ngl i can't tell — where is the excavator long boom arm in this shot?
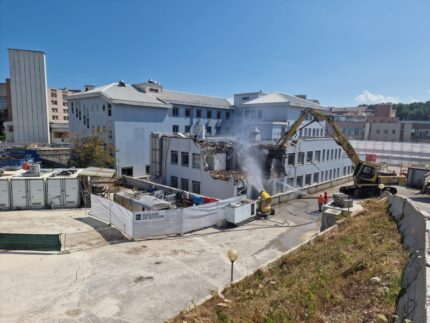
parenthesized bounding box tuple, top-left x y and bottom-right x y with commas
(275, 108, 362, 167)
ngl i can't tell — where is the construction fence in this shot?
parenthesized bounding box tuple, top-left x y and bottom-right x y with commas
(90, 194, 245, 239)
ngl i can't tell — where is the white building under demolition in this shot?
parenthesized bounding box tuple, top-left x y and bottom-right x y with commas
(68, 80, 356, 197)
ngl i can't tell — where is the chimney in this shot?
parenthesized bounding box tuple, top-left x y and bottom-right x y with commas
(84, 85, 95, 92)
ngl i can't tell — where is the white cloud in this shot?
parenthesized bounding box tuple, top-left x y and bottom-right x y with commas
(354, 90, 399, 104)
(408, 96, 418, 103)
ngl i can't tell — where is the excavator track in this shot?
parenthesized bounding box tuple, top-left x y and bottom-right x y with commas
(340, 185, 397, 198)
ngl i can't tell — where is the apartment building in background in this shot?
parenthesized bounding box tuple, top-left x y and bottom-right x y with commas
(0, 79, 12, 135)
(8, 49, 50, 144)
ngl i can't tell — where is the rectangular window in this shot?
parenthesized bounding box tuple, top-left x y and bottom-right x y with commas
(305, 174, 312, 186)
(343, 166, 347, 176)
(306, 151, 313, 163)
(63, 116, 68, 120)
(376, 129, 380, 134)
(338, 149, 342, 159)
(322, 149, 325, 161)
(287, 178, 294, 187)
(185, 108, 191, 117)
(102, 104, 105, 111)
(226, 111, 230, 119)
(331, 149, 334, 160)
(384, 129, 388, 134)
(244, 110, 250, 118)
(181, 152, 189, 167)
(312, 128, 316, 137)
(185, 125, 191, 133)
(192, 153, 200, 169)
(171, 151, 178, 164)
(196, 109, 202, 118)
(325, 170, 328, 181)
(329, 169, 333, 179)
(206, 126, 212, 134)
(192, 181, 201, 194)
(337, 168, 340, 177)
(107, 104, 112, 116)
(392, 129, 396, 134)
(171, 176, 178, 188)
(313, 172, 319, 183)
(296, 176, 303, 187)
(172, 106, 179, 117)
(315, 150, 321, 163)
(216, 111, 221, 119)
(172, 125, 179, 132)
(298, 152, 305, 165)
(257, 110, 263, 119)
(181, 178, 189, 191)
(287, 153, 295, 166)
(207, 110, 212, 119)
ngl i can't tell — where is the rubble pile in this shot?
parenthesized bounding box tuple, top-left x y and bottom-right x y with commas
(209, 170, 246, 181)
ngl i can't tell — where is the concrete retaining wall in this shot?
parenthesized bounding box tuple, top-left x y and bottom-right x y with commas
(387, 195, 428, 323)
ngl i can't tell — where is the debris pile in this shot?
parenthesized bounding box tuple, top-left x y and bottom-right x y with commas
(209, 170, 246, 181)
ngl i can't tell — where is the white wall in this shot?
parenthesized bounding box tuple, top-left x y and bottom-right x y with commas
(9, 49, 50, 144)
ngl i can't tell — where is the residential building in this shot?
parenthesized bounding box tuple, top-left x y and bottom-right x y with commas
(0, 79, 11, 135)
(48, 88, 79, 123)
(8, 49, 50, 144)
(67, 80, 232, 176)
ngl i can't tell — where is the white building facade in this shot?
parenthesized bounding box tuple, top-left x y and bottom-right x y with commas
(67, 81, 232, 177)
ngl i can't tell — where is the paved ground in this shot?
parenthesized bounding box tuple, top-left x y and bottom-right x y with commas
(0, 185, 355, 323)
(396, 186, 430, 214)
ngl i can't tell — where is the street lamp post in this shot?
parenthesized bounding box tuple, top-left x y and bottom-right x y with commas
(227, 249, 238, 283)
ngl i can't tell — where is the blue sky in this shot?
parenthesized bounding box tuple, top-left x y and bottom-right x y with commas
(1, 0, 429, 106)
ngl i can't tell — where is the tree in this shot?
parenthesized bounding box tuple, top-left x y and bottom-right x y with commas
(68, 130, 115, 168)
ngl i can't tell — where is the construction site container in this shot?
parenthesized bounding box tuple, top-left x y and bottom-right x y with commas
(114, 191, 172, 212)
(11, 178, 45, 209)
(408, 167, 430, 188)
(225, 200, 257, 225)
(46, 178, 80, 208)
(0, 179, 11, 210)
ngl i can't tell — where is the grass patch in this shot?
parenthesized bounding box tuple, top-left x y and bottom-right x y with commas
(169, 199, 408, 323)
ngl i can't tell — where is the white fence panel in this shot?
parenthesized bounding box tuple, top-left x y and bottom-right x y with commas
(133, 209, 182, 238)
(91, 194, 134, 238)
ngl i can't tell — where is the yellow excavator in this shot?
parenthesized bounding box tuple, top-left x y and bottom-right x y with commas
(265, 108, 400, 198)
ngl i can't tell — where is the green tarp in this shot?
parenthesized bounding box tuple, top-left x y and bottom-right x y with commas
(0, 233, 61, 251)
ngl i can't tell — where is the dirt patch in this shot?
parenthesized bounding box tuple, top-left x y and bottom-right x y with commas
(65, 308, 81, 317)
(126, 245, 147, 255)
(169, 199, 408, 322)
(134, 276, 154, 283)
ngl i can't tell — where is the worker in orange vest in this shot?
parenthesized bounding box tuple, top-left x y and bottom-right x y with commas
(323, 192, 329, 205)
(317, 194, 324, 212)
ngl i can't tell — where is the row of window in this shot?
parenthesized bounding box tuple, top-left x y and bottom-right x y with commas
(171, 151, 200, 169)
(287, 148, 343, 166)
(70, 102, 112, 129)
(298, 127, 324, 137)
(244, 109, 263, 120)
(375, 129, 397, 135)
(51, 108, 68, 113)
(172, 125, 213, 134)
(286, 165, 354, 189)
(172, 106, 230, 120)
(170, 176, 201, 194)
(52, 115, 68, 121)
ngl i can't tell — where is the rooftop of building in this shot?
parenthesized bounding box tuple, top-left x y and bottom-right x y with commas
(8, 48, 46, 54)
(68, 81, 232, 109)
(242, 92, 323, 109)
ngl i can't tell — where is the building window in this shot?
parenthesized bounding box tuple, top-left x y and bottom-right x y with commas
(52, 115, 58, 120)
(206, 126, 212, 135)
(63, 116, 68, 120)
(322, 149, 325, 161)
(102, 104, 105, 111)
(287, 153, 295, 166)
(181, 178, 189, 191)
(312, 128, 316, 137)
(181, 152, 189, 167)
(338, 149, 342, 159)
(196, 109, 202, 118)
(52, 108, 58, 112)
(337, 168, 340, 177)
(171, 176, 178, 188)
(343, 166, 347, 176)
(226, 112, 230, 119)
(185, 125, 191, 133)
(257, 110, 263, 119)
(315, 150, 321, 163)
(207, 110, 212, 119)
(216, 111, 221, 119)
(330, 149, 334, 160)
(329, 169, 333, 179)
(185, 108, 191, 117)
(384, 129, 388, 134)
(71, 106, 74, 114)
(121, 167, 133, 176)
(298, 152, 305, 165)
(306, 151, 313, 163)
(107, 104, 112, 116)
(192, 153, 200, 169)
(172, 107, 179, 117)
(172, 125, 179, 132)
(171, 151, 178, 164)
(320, 171, 324, 182)
(51, 100, 58, 105)
(63, 109, 68, 113)
(313, 172, 319, 183)
(305, 174, 312, 186)
(392, 129, 396, 134)
(192, 181, 200, 194)
(287, 178, 294, 187)
(376, 129, 380, 134)
(296, 176, 303, 187)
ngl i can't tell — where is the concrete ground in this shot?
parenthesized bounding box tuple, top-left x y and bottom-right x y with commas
(0, 184, 356, 323)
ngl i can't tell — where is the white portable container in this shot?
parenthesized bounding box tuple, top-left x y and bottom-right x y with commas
(225, 200, 257, 225)
(46, 178, 80, 208)
(11, 178, 45, 209)
(0, 179, 10, 210)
